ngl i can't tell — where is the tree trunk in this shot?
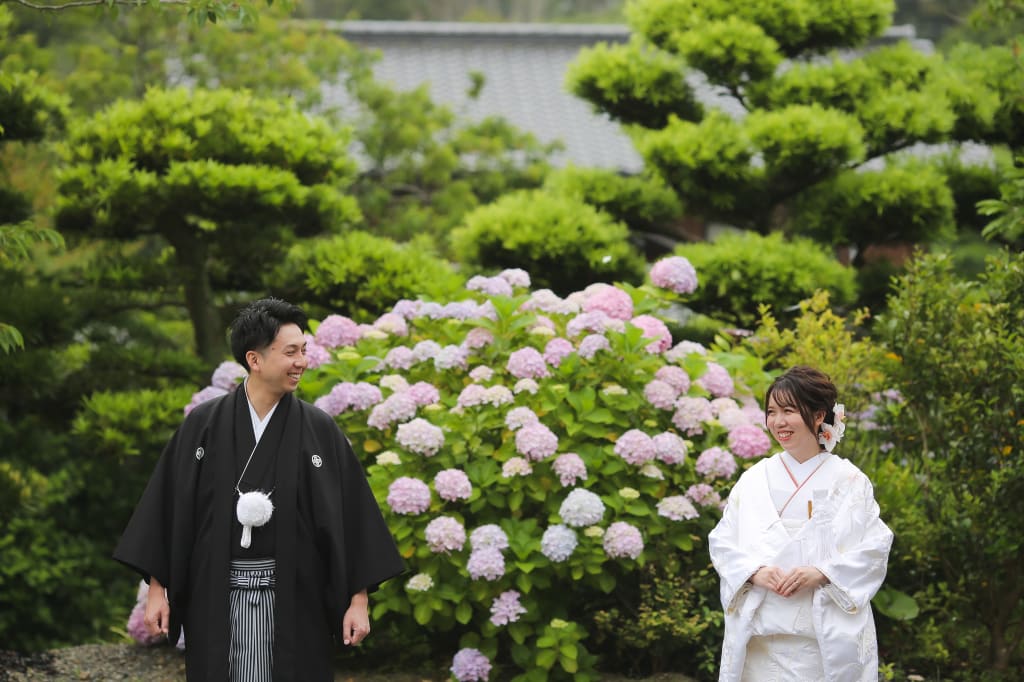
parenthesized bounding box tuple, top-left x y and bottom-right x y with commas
(166, 228, 223, 366)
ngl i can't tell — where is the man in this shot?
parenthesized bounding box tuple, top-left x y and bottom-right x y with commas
(115, 298, 404, 681)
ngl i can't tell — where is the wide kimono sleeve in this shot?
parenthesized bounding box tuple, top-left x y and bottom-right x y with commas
(813, 467, 894, 614)
(708, 468, 768, 613)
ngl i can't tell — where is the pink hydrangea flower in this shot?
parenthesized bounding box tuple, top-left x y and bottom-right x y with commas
(490, 590, 527, 626)
(467, 547, 505, 581)
(672, 396, 714, 436)
(314, 382, 383, 417)
(583, 284, 634, 320)
(412, 340, 442, 362)
(390, 299, 420, 318)
(515, 422, 559, 461)
(507, 347, 550, 379)
(499, 268, 531, 288)
(434, 469, 473, 501)
(406, 381, 441, 407)
(655, 365, 690, 393)
(578, 334, 610, 359)
(552, 453, 588, 487)
(649, 256, 698, 294)
(657, 495, 699, 521)
(387, 477, 431, 515)
(513, 378, 539, 395)
(614, 429, 656, 465)
(384, 346, 415, 370)
(367, 393, 418, 430)
(652, 432, 688, 465)
(697, 362, 734, 398)
(540, 524, 578, 562)
(482, 385, 514, 407)
(501, 457, 533, 477)
(603, 521, 644, 559)
(630, 315, 672, 353)
(467, 274, 514, 297)
(457, 384, 488, 408)
(315, 315, 361, 348)
(505, 407, 539, 430)
(470, 524, 509, 551)
(567, 310, 625, 337)
(451, 648, 492, 682)
(559, 488, 605, 527)
(211, 361, 247, 391)
(523, 289, 579, 315)
(710, 397, 740, 416)
(543, 338, 574, 367)
(303, 335, 331, 370)
(469, 366, 494, 383)
(695, 446, 738, 479)
(373, 312, 408, 337)
(728, 423, 772, 459)
(462, 327, 495, 350)
(686, 483, 723, 507)
(424, 515, 466, 553)
(184, 385, 228, 416)
(643, 379, 678, 410)
(396, 418, 445, 456)
(664, 340, 707, 362)
(434, 344, 469, 371)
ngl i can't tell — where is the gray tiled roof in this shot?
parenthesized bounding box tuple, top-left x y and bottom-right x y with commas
(325, 20, 645, 173)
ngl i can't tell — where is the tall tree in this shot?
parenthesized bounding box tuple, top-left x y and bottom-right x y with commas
(56, 87, 360, 363)
(566, 0, 1003, 261)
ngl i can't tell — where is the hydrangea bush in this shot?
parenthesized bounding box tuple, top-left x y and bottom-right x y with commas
(179, 258, 774, 680)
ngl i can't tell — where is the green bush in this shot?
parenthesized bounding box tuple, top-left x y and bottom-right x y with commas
(269, 231, 465, 322)
(449, 190, 646, 296)
(542, 166, 683, 233)
(675, 231, 858, 328)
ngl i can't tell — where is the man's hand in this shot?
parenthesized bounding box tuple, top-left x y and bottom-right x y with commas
(144, 576, 170, 638)
(778, 566, 828, 597)
(342, 590, 370, 646)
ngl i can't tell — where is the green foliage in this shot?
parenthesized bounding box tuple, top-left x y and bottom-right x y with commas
(542, 165, 683, 233)
(979, 157, 1024, 245)
(449, 190, 646, 295)
(270, 231, 465, 321)
(566, 40, 702, 129)
(670, 16, 781, 89)
(746, 104, 865, 185)
(878, 250, 1024, 675)
(792, 159, 956, 250)
(675, 232, 858, 329)
(0, 70, 67, 141)
(56, 86, 360, 362)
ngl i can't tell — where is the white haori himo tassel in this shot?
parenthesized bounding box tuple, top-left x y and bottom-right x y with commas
(236, 491, 274, 548)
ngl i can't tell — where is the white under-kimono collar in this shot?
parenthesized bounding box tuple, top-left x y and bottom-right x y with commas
(244, 381, 280, 444)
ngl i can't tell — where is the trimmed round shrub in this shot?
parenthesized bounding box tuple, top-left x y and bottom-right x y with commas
(543, 166, 683, 233)
(269, 231, 465, 321)
(449, 190, 646, 296)
(675, 230, 858, 328)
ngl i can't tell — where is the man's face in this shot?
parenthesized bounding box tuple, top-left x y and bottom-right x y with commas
(249, 323, 307, 396)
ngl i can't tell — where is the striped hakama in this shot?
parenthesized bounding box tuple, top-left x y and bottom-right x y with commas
(229, 558, 276, 682)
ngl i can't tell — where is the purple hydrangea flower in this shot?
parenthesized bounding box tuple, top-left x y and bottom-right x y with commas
(499, 268, 531, 288)
(523, 289, 579, 315)
(567, 310, 624, 337)
(614, 429, 657, 466)
(505, 407, 539, 430)
(657, 495, 699, 521)
(559, 488, 605, 527)
(643, 379, 678, 410)
(696, 362, 734, 398)
(434, 469, 472, 501)
(211, 361, 247, 391)
(406, 381, 441, 406)
(386, 477, 431, 515)
(424, 515, 467, 553)
(552, 453, 587, 487)
(434, 344, 469, 371)
(695, 446, 738, 479)
(728, 423, 772, 459)
(470, 524, 509, 552)
(315, 315, 361, 348)
(451, 648, 492, 682)
(672, 396, 714, 436)
(384, 346, 415, 370)
(467, 275, 514, 297)
(582, 284, 634, 320)
(303, 335, 331, 370)
(441, 300, 484, 320)
(467, 547, 505, 581)
(543, 338, 574, 367)
(373, 312, 408, 337)
(686, 483, 723, 507)
(603, 521, 644, 559)
(414, 302, 444, 319)
(367, 393, 418, 430)
(540, 524, 578, 562)
(462, 327, 495, 350)
(654, 365, 690, 393)
(664, 340, 707, 362)
(489, 590, 527, 626)
(649, 256, 698, 294)
(390, 299, 421, 319)
(630, 315, 672, 353)
(457, 384, 487, 408)
(652, 432, 688, 465)
(184, 385, 228, 416)
(577, 333, 610, 359)
(507, 347, 550, 379)
(515, 422, 559, 461)
(396, 418, 445, 456)
(412, 340, 442, 362)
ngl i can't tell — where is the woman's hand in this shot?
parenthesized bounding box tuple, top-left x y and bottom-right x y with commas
(778, 566, 828, 597)
(749, 566, 786, 593)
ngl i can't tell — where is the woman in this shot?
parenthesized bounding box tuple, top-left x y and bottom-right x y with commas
(709, 366, 893, 681)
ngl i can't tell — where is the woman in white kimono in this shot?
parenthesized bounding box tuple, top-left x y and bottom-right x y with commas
(709, 366, 893, 682)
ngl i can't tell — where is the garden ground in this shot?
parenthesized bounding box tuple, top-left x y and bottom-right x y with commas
(0, 644, 699, 681)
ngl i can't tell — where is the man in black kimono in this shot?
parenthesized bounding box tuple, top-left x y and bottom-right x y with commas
(114, 298, 404, 681)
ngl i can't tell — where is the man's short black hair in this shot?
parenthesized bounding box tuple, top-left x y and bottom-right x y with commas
(230, 298, 308, 371)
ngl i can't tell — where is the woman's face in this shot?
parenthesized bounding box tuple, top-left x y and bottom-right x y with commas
(766, 393, 824, 460)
